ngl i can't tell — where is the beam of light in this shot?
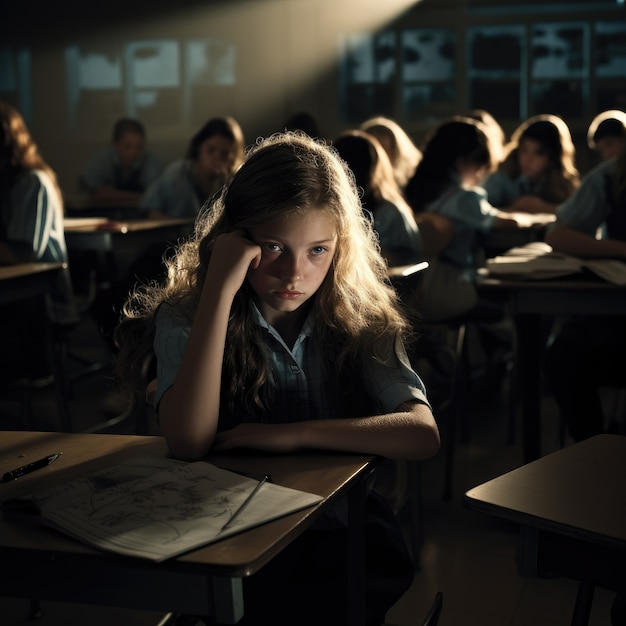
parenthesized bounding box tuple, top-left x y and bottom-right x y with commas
(60, 1, 421, 139)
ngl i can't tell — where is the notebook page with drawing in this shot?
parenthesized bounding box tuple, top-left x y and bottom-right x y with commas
(1, 458, 323, 562)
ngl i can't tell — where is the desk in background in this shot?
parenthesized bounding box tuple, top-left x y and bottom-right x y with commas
(479, 213, 555, 258)
(64, 217, 194, 287)
(464, 434, 626, 626)
(478, 274, 626, 462)
(0, 431, 377, 625)
(64, 195, 144, 220)
(0, 263, 70, 430)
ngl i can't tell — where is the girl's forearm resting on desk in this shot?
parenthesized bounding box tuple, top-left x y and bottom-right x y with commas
(546, 223, 626, 259)
(212, 401, 440, 461)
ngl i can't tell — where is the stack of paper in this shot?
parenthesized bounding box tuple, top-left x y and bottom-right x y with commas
(486, 242, 626, 285)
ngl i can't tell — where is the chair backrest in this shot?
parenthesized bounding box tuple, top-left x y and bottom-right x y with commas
(415, 212, 455, 262)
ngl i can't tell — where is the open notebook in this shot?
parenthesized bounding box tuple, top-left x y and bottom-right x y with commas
(1, 456, 323, 562)
(485, 242, 626, 285)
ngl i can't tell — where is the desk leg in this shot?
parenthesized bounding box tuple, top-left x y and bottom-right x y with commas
(515, 314, 543, 462)
(212, 576, 243, 624)
(571, 581, 594, 626)
(348, 480, 366, 626)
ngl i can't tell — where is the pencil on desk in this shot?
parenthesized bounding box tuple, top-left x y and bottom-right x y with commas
(220, 474, 271, 531)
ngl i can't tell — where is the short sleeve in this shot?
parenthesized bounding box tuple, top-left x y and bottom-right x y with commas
(554, 160, 614, 236)
(153, 303, 192, 409)
(361, 337, 431, 414)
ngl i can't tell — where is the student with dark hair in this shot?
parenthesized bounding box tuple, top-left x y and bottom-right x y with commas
(140, 116, 245, 219)
(405, 116, 520, 322)
(587, 109, 626, 163)
(483, 114, 579, 214)
(81, 117, 162, 201)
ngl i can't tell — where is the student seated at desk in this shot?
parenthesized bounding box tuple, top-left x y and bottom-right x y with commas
(545, 133, 626, 443)
(483, 114, 579, 215)
(0, 102, 78, 376)
(140, 116, 245, 219)
(405, 115, 520, 323)
(587, 109, 626, 164)
(333, 129, 423, 266)
(81, 117, 162, 202)
(360, 115, 422, 193)
(115, 132, 440, 626)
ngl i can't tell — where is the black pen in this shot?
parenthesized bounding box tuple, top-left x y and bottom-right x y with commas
(220, 474, 270, 531)
(2, 453, 63, 483)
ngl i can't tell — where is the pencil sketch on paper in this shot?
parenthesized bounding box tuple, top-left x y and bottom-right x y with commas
(37, 460, 323, 562)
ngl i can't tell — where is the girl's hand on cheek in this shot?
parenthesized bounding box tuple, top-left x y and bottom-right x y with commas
(212, 423, 302, 453)
(208, 230, 262, 295)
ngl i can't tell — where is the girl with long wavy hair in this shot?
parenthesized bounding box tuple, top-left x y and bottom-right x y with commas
(484, 113, 580, 214)
(114, 131, 439, 626)
(0, 101, 76, 326)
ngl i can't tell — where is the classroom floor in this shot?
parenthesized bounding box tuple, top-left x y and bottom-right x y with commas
(0, 314, 619, 626)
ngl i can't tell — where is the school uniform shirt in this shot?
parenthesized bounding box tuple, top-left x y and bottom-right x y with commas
(139, 159, 210, 219)
(369, 198, 423, 265)
(483, 170, 547, 208)
(153, 301, 430, 419)
(425, 178, 499, 273)
(1, 169, 78, 325)
(82, 145, 162, 193)
(553, 158, 617, 237)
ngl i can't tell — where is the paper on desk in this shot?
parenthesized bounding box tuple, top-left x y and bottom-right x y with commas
(485, 242, 626, 285)
(6, 459, 323, 562)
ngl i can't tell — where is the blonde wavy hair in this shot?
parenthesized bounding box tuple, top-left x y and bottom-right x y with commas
(361, 115, 422, 190)
(115, 131, 411, 416)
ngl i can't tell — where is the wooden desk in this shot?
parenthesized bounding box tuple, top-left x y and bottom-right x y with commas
(64, 217, 194, 281)
(0, 431, 377, 625)
(0, 263, 70, 431)
(464, 434, 626, 626)
(0, 262, 64, 306)
(478, 274, 626, 462)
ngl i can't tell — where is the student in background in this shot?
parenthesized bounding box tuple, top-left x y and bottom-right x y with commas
(587, 109, 626, 163)
(333, 129, 423, 266)
(115, 132, 439, 626)
(360, 115, 422, 193)
(545, 130, 626, 442)
(405, 115, 518, 311)
(0, 102, 77, 375)
(483, 114, 579, 214)
(140, 116, 245, 219)
(81, 117, 162, 202)
(93, 118, 245, 350)
(466, 108, 506, 165)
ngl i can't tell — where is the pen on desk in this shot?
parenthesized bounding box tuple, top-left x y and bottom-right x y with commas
(220, 474, 271, 531)
(2, 453, 63, 483)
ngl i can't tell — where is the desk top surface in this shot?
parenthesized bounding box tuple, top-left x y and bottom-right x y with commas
(464, 434, 626, 550)
(0, 431, 376, 576)
(0, 262, 64, 282)
(64, 217, 194, 233)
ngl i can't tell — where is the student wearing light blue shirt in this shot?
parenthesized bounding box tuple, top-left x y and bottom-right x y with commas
(139, 116, 245, 219)
(483, 114, 579, 214)
(81, 118, 162, 202)
(545, 147, 626, 445)
(115, 132, 439, 626)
